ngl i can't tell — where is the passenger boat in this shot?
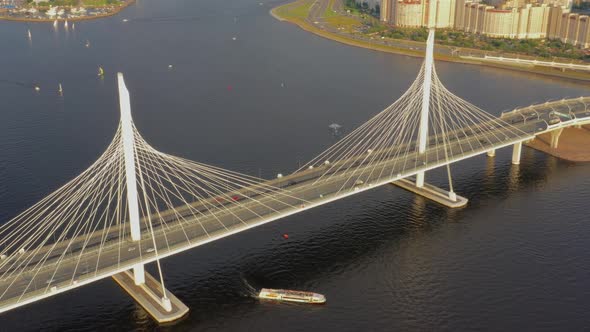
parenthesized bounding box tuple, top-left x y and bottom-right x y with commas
(258, 288, 326, 304)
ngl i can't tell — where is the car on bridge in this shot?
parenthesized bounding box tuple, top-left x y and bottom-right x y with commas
(548, 116, 561, 125)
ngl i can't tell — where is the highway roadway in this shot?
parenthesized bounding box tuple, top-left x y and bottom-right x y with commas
(0, 97, 589, 314)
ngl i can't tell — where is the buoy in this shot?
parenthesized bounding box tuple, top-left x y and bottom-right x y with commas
(282, 233, 289, 239)
(168, 64, 173, 69)
(232, 36, 237, 41)
(34, 85, 40, 92)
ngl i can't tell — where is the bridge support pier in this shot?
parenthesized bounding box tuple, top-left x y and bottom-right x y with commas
(415, 171, 425, 188)
(133, 263, 146, 285)
(392, 177, 468, 208)
(512, 142, 522, 165)
(487, 149, 496, 157)
(113, 270, 189, 323)
(550, 128, 564, 149)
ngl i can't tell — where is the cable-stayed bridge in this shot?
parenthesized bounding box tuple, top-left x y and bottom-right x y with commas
(1, 29, 589, 322)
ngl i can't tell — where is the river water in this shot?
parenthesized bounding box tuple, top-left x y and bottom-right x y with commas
(0, 0, 589, 330)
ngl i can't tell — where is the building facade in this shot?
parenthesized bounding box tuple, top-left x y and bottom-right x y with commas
(380, 0, 589, 48)
(455, 2, 550, 39)
(381, 0, 457, 27)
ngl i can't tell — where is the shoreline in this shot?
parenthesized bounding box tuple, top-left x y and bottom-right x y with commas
(0, 0, 135, 23)
(270, 3, 590, 83)
(525, 126, 590, 162)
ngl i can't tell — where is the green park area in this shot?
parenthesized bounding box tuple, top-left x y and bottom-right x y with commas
(273, 0, 314, 22)
(381, 28, 590, 61)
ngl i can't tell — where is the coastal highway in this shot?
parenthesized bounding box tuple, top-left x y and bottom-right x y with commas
(0, 97, 589, 314)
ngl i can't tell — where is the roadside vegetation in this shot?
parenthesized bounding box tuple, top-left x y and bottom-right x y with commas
(343, 0, 379, 18)
(377, 27, 590, 61)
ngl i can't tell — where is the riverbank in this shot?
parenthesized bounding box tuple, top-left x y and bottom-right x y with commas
(271, 0, 590, 83)
(0, 0, 134, 23)
(526, 126, 590, 162)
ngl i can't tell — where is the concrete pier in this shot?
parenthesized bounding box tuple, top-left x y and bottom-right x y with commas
(512, 142, 522, 165)
(113, 270, 189, 323)
(392, 178, 468, 208)
(550, 128, 564, 149)
(487, 149, 496, 157)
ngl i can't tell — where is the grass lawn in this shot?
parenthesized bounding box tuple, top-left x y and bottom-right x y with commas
(275, 0, 314, 21)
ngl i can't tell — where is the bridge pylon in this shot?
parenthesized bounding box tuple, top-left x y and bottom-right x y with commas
(415, 28, 435, 188)
(117, 73, 145, 286)
(403, 29, 467, 208)
(114, 73, 188, 322)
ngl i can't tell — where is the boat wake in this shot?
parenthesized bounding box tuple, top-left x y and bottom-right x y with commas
(239, 274, 259, 298)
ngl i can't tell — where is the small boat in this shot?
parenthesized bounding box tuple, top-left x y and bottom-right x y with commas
(258, 288, 326, 304)
(58, 83, 63, 95)
(98, 66, 104, 77)
(85, 40, 90, 48)
(122, 18, 128, 22)
(34, 85, 40, 92)
(47, 6, 57, 17)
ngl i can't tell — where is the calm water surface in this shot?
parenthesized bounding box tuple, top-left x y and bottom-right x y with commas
(1, 0, 589, 330)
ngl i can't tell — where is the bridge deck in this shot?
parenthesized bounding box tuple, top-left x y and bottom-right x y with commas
(0, 97, 588, 314)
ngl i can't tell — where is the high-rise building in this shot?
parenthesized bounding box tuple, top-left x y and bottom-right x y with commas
(394, 0, 424, 26)
(552, 12, 590, 47)
(379, 0, 589, 48)
(382, 0, 394, 21)
(457, 2, 550, 38)
(381, 0, 457, 27)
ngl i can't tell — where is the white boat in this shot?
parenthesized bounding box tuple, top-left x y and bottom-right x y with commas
(85, 40, 90, 48)
(258, 288, 326, 304)
(46, 6, 57, 17)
